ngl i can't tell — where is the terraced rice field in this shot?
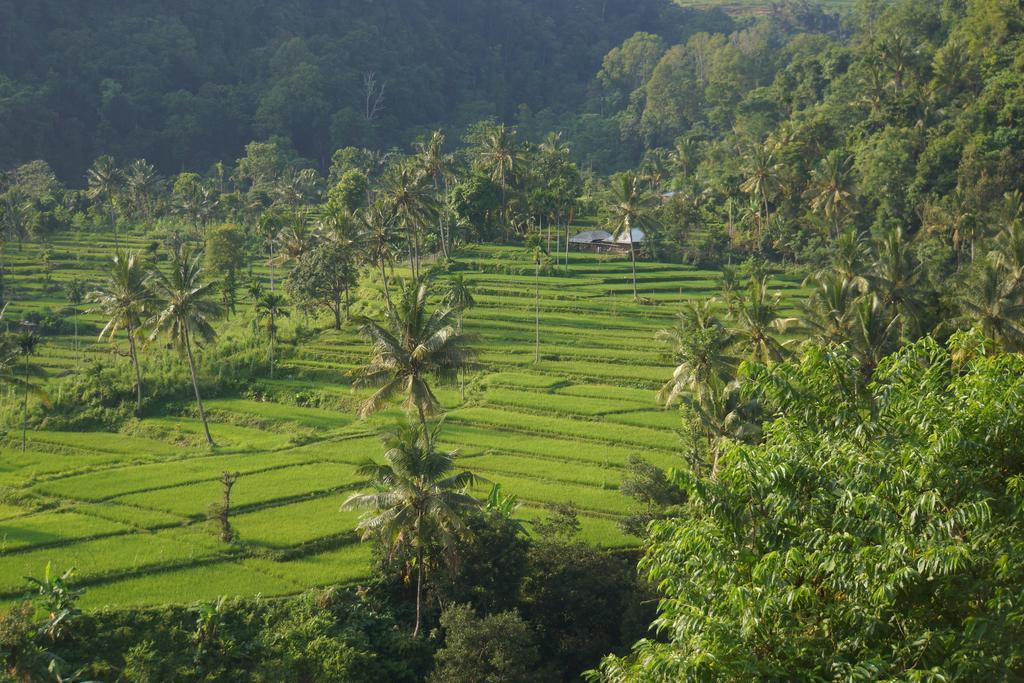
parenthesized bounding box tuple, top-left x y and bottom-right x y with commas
(0, 230, 806, 608)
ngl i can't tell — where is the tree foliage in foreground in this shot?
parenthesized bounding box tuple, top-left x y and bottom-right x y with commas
(593, 333, 1024, 681)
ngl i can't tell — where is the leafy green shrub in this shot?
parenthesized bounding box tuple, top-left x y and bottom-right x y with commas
(34, 333, 278, 431)
(429, 604, 551, 683)
(23, 307, 96, 337)
(594, 337, 1024, 680)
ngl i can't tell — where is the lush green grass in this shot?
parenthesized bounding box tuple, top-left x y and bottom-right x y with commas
(0, 236, 803, 606)
(77, 560, 303, 609)
(230, 495, 363, 548)
(450, 407, 675, 451)
(0, 511, 129, 552)
(0, 528, 224, 595)
(114, 462, 363, 518)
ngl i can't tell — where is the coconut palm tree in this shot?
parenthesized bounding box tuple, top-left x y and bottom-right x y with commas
(730, 275, 798, 363)
(718, 264, 742, 314)
(349, 279, 475, 435)
(441, 274, 476, 316)
(605, 174, 658, 300)
(681, 375, 760, 479)
(953, 256, 1024, 352)
(122, 159, 161, 222)
(641, 148, 669, 194)
(61, 278, 87, 357)
(257, 207, 285, 291)
(272, 168, 322, 208)
(806, 150, 856, 237)
(992, 220, 1024, 283)
(254, 292, 289, 378)
(869, 227, 923, 339)
(477, 124, 516, 225)
(849, 293, 901, 376)
(381, 161, 435, 279)
(656, 300, 738, 407)
(358, 202, 402, 316)
(414, 131, 456, 260)
(801, 270, 864, 347)
(442, 274, 475, 400)
(88, 251, 152, 415)
(669, 136, 699, 179)
(829, 228, 871, 286)
(272, 211, 316, 268)
(921, 187, 976, 266)
(878, 31, 918, 93)
(342, 420, 480, 637)
(148, 247, 222, 447)
(739, 145, 783, 241)
(14, 331, 46, 452)
(523, 230, 551, 362)
(86, 155, 122, 243)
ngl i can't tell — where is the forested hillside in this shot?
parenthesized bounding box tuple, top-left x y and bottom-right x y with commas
(0, 0, 705, 178)
(2, 1, 1024, 681)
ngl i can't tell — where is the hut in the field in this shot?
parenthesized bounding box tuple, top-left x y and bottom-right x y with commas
(568, 229, 614, 253)
(612, 228, 646, 246)
(569, 229, 613, 245)
(569, 228, 647, 254)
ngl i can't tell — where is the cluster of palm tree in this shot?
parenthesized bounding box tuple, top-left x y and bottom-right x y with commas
(603, 174, 659, 300)
(0, 303, 52, 453)
(660, 214, 1024, 478)
(343, 420, 479, 637)
(737, 138, 859, 248)
(343, 275, 481, 637)
(469, 125, 582, 253)
(655, 277, 790, 477)
(348, 278, 476, 435)
(88, 247, 223, 446)
(952, 220, 1024, 350)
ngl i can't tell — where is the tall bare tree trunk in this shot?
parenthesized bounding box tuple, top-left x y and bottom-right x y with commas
(269, 324, 275, 379)
(21, 356, 28, 452)
(629, 238, 638, 300)
(380, 261, 395, 318)
(128, 329, 143, 415)
(535, 264, 541, 362)
(184, 328, 215, 447)
(413, 532, 424, 637)
(269, 242, 276, 293)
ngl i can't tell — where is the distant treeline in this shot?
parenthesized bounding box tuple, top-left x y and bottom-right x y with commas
(0, 0, 718, 179)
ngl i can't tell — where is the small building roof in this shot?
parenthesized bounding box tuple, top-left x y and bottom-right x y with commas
(569, 229, 613, 244)
(613, 228, 646, 244)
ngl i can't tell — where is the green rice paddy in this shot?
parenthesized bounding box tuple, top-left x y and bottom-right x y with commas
(0, 229, 805, 608)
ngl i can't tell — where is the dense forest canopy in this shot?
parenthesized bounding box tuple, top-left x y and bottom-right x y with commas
(0, 0, 709, 178)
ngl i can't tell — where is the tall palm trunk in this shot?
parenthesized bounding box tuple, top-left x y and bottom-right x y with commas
(458, 318, 466, 401)
(535, 263, 541, 362)
(128, 328, 143, 415)
(184, 328, 215, 446)
(438, 177, 450, 260)
(629, 235, 638, 300)
(761, 194, 770, 245)
(110, 203, 119, 250)
(379, 261, 395, 318)
(417, 402, 429, 442)
(20, 356, 28, 452)
(269, 242, 276, 292)
(413, 526, 425, 638)
(269, 322, 275, 379)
